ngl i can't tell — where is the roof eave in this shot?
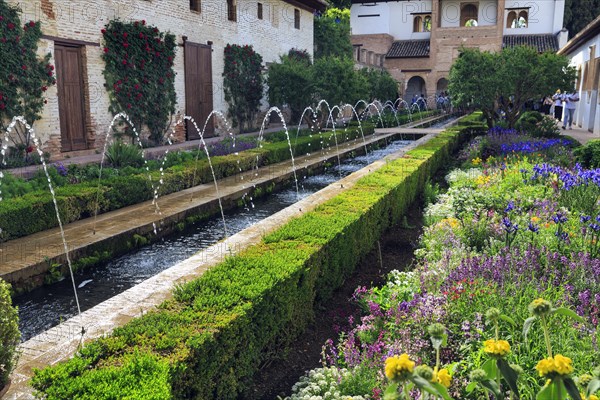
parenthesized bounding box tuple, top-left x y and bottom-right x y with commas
(558, 15, 600, 56)
(386, 55, 430, 59)
(283, 0, 327, 13)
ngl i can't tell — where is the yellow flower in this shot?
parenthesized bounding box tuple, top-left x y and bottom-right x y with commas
(472, 157, 482, 166)
(436, 368, 452, 388)
(589, 394, 599, 400)
(440, 218, 459, 229)
(385, 354, 415, 381)
(528, 298, 552, 317)
(536, 355, 574, 378)
(536, 358, 555, 377)
(531, 216, 541, 224)
(554, 354, 574, 375)
(475, 175, 490, 186)
(483, 339, 511, 358)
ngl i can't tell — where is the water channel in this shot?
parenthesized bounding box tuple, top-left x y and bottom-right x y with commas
(15, 138, 415, 341)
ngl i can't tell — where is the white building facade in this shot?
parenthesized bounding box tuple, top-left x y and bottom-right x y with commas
(350, 0, 568, 101)
(558, 15, 600, 135)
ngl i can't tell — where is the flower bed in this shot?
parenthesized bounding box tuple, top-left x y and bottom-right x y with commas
(30, 114, 482, 399)
(285, 125, 600, 399)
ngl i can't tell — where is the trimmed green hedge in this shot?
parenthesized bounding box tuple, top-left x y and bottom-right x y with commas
(30, 114, 484, 399)
(0, 125, 373, 242)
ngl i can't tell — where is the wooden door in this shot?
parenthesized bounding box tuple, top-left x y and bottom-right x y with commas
(54, 44, 88, 151)
(185, 42, 214, 139)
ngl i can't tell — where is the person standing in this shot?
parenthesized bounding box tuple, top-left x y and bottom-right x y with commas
(552, 90, 564, 122)
(541, 96, 552, 115)
(562, 91, 579, 130)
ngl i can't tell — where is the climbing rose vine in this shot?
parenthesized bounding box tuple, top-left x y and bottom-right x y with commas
(223, 44, 263, 133)
(0, 0, 55, 150)
(101, 19, 176, 144)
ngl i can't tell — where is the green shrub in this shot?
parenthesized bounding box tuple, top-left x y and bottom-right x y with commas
(516, 111, 560, 138)
(105, 141, 145, 168)
(573, 139, 600, 168)
(0, 126, 372, 242)
(0, 279, 20, 389)
(31, 118, 481, 399)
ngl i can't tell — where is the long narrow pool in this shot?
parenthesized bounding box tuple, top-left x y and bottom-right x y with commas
(15, 139, 413, 341)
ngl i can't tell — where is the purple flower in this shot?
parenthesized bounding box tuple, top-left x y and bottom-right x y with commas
(528, 222, 539, 233)
(53, 162, 68, 177)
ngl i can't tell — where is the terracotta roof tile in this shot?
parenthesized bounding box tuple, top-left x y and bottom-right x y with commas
(386, 39, 430, 58)
(502, 34, 559, 53)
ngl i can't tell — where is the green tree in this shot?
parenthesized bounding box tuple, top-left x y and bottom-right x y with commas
(0, 1, 55, 152)
(314, 8, 352, 59)
(314, 56, 365, 107)
(223, 44, 264, 133)
(449, 46, 576, 128)
(359, 69, 399, 102)
(102, 20, 177, 144)
(564, 0, 600, 38)
(267, 50, 314, 124)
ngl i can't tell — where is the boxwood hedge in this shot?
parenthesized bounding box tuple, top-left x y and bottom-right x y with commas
(30, 114, 484, 399)
(0, 125, 373, 242)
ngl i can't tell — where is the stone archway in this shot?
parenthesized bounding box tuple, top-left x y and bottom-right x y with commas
(436, 78, 448, 94)
(405, 76, 426, 102)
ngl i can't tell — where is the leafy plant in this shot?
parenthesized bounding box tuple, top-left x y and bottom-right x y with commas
(223, 44, 264, 133)
(267, 51, 314, 124)
(0, 278, 20, 389)
(101, 20, 177, 144)
(573, 140, 600, 168)
(0, 1, 55, 157)
(449, 46, 576, 128)
(104, 140, 144, 168)
(314, 8, 353, 59)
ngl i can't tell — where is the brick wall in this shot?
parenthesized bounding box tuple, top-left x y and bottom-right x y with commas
(9, 0, 315, 159)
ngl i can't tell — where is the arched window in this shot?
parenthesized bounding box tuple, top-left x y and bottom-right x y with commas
(506, 11, 516, 28)
(423, 15, 432, 32)
(517, 10, 528, 27)
(461, 4, 478, 27)
(413, 16, 423, 32)
(508, 9, 528, 28)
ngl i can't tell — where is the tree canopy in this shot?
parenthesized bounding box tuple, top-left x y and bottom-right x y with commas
(314, 8, 352, 59)
(448, 46, 576, 128)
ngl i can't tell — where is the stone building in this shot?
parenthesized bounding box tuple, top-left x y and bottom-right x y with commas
(558, 15, 600, 135)
(350, 0, 568, 101)
(7, 0, 325, 159)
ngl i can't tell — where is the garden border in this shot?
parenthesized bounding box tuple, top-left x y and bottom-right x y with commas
(28, 115, 486, 399)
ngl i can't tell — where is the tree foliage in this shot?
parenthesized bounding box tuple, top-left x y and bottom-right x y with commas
(102, 19, 177, 144)
(449, 46, 576, 128)
(314, 8, 352, 59)
(0, 1, 55, 150)
(314, 56, 367, 108)
(564, 0, 600, 39)
(0, 278, 20, 389)
(223, 44, 264, 133)
(359, 69, 399, 102)
(267, 50, 314, 123)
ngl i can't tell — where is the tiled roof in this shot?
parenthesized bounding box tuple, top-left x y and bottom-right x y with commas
(502, 34, 559, 53)
(386, 40, 430, 58)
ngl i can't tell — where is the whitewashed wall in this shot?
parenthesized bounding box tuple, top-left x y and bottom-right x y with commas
(350, 3, 390, 35)
(503, 0, 565, 35)
(566, 34, 600, 135)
